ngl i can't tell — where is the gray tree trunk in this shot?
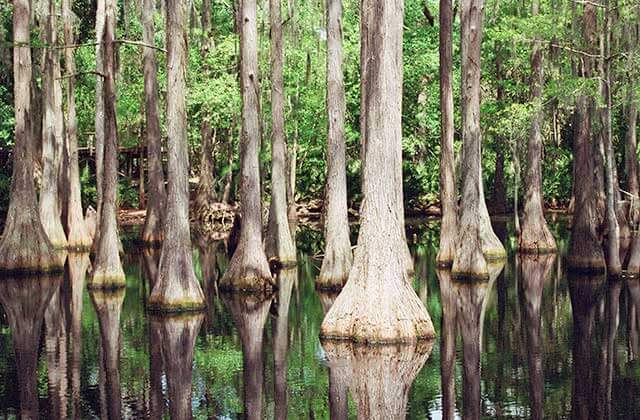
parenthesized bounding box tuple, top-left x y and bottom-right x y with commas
(320, 0, 435, 343)
(63, 0, 92, 250)
(317, 0, 352, 289)
(452, 0, 492, 279)
(220, 0, 274, 292)
(0, 0, 60, 272)
(519, 0, 557, 254)
(436, 0, 457, 267)
(142, 0, 167, 244)
(273, 269, 295, 420)
(40, 0, 68, 248)
(265, 0, 297, 266)
(149, 0, 206, 312)
(94, 0, 106, 237)
(91, 0, 126, 288)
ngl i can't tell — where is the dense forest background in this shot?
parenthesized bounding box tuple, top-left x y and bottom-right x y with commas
(0, 0, 637, 212)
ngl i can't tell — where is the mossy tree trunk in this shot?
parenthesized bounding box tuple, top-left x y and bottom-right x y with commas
(91, 0, 126, 288)
(436, 0, 457, 267)
(265, 0, 297, 267)
(0, 0, 60, 273)
(317, 0, 352, 289)
(519, 0, 556, 254)
(220, 0, 274, 292)
(320, 0, 435, 343)
(63, 0, 92, 251)
(141, 0, 167, 244)
(149, 0, 206, 312)
(40, 0, 68, 249)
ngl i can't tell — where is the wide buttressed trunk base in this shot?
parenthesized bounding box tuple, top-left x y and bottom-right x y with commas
(220, 239, 275, 292)
(147, 250, 206, 313)
(321, 340, 433, 420)
(264, 209, 297, 268)
(320, 252, 436, 343)
(452, 219, 489, 281)
(0, 209, 64, 274)
(66, 220, 93, 252)
(436, 230, 457, 268)
(142, 207, 164, 245)
(567, 226, 606, 274)
(479, 208, 507, 260)
(518, 213, 557, 254)
(316, 239, 352, 291)
(625, 230, 640, 275)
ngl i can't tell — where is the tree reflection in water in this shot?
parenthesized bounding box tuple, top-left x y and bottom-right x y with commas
(437, 261, 504, 420)
(222, 292, 274, 420)
(89, 288, 125, 420)
(0, 274, 62, 419)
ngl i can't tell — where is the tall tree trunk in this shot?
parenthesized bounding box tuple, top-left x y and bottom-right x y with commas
(0, 276, 62, 419)
(519, 0, 556, 253)
(91, 0, 126, 288)
(317, 0, 352, 289)
(222, 122, 235, 204)
(320, 0, 435, 343)
(436, 0, 457, 266)
(45, 283, 68, 419)
(220, 0, 274, 292)
(0, 0, 60, 272)
(90, 289, 124, 420)
(40, 0, 68, 248)
(453, 0, 494, 279)
(195, 122, 216, 214)
(567, 3, 605, 272)
(265, 0, 297, 266)
(437, 268, 458, 418)
(141, 0, 167, 244)
(601, 0, 621, 276)
(625, 96, 639, 199)
(94, 0, 106, 235)
(63, 0, 92, 250)
(149, 0, 206, 311)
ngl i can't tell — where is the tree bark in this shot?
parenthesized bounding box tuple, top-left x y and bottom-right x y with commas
(567, 3, 605, 273)
(436, 0, 457, 267)
(63, 0, 92, 251)
(625, 96, 639, 199)
(94, 0, 106, 234)
(452, 0, 494, 279)
(91, 0, 126, 288)
(220, 0, 274, 292)
(601, 0, 621, 276)
(0, 0, 61, 272)
(320, 0, 435, 343)
(90, 289, 124, 420)
(317, 0, 352, 289)
(195, 122, 217, 220)
(149, 0, 206, 312)
(436, 268, 458, 419)
(40, 0, 68, 248)
(142, 0, 167, 244)
(265, 0, 297, 266)
(0, 275, 62, 419)
(519, 0, 557, 254)
(45, 282, 68, 419)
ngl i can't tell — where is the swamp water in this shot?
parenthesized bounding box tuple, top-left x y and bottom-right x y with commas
(0, 219, 639, 419)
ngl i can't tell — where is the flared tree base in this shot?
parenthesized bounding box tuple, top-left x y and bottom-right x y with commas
(317, 247, 352, 291)
(0, 217, 64, 274)
(89, 268, 126, 289)
(220, 243, 275, 293)
(320, 263, 436, 343)
(519, 212, 557, 254)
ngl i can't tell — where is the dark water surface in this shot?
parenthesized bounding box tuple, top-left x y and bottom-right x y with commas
(1, 219, 640, 419)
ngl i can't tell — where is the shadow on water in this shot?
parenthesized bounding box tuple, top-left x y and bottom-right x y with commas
(0, 219, 640, 418)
